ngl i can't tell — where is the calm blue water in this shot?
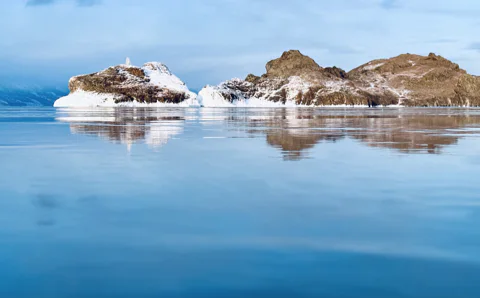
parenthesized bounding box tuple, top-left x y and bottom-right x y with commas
(1, 107, 480, 298)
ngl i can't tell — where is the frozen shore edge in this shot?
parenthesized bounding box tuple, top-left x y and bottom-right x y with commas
(54, 90, 406, 108)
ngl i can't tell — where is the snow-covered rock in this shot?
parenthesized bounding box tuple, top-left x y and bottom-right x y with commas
(198, 50, 379, 107)
(54, 51, 480, 108)
(198, 77, 307, 107)
(198, 50, 480, 107)
(54, 62, 198, 108)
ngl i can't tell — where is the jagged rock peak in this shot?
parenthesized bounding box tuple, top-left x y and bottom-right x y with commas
(324, 66, 348, 79)
(265, 50, 322, 78)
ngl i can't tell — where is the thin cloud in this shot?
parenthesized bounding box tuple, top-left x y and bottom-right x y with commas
(26, 0, 101, 7)
(76, 0, 101, 7)
(26, 0, 55, 6)
(468, 43, 480, 52)
(380, 0, 399, 9)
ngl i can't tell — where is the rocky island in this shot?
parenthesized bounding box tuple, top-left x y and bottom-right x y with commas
(54, 51, 480, 107)
(54, 60, 197, 107)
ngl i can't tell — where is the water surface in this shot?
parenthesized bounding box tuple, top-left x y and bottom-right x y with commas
(1, 107, 480, 298)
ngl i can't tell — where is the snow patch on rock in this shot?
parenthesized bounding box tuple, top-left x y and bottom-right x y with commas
(142, 62, 195, 97)
(197, 84, 298, 107)
(283, 76, 312, 99)
(54, 91, 115, 107)
(197, 86, 234, 107)
(363, 62, 384, 71)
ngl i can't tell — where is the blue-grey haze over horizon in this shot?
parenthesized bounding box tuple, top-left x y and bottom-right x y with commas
(1, 0, 480, 91)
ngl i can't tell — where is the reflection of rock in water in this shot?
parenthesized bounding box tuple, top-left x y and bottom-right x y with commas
(240, 109, 345, 160)
(70, 122, 147, 145)
(58, 108, 480, 159)
(266, 130, 344, 161)
(59, 109, 186, 150)
(347, 115, 475, 154)
(245, 109, 480, 159)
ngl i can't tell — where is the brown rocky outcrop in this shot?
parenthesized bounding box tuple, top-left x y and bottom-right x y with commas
(199, 50, 480, 107)
(68, 65, 189, 104)
(265, 50, 322, 78)
(55, 62, 197, 107)
(348, 53, 479, 106)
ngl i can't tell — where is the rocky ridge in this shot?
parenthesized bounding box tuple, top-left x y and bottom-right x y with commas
(198, 50, 480, 107)
(54, 51, 480, 107)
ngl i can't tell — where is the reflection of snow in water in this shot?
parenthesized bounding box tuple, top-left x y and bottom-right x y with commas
(56, 107, 480, 156)
(146, 121, 184, 150)
(56, 116, 116, 122)
(57, 108, 187, 152)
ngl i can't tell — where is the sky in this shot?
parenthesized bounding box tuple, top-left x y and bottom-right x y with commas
(1, 0, 480, 90)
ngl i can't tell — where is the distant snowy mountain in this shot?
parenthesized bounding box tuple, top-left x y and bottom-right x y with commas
(0, 84, 68, 106)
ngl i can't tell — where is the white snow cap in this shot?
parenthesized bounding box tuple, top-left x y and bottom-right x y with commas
(141, 62, 194, 96)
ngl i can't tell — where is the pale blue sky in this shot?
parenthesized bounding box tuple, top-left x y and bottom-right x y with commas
(1, 0, 480, 89)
